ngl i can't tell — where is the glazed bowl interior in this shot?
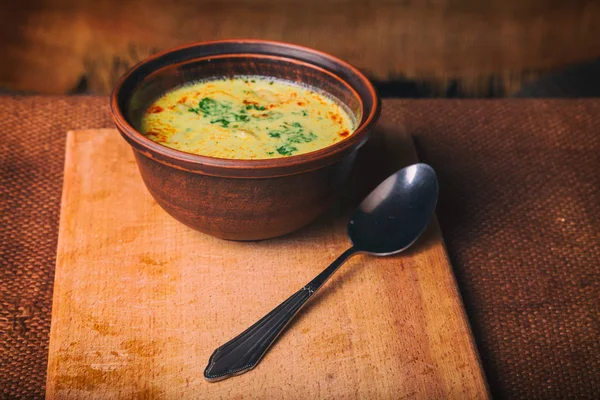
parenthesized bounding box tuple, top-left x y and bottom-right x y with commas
(112, 40, 379, 177)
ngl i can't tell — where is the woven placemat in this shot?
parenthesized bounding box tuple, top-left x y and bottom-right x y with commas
(1, 97, 598, 399)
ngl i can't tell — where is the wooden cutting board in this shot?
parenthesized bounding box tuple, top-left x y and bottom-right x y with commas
(47, 123, 489, 399)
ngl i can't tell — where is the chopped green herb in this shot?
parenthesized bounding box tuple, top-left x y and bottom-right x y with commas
(234, 114, 250, 122)
(265, 121, 318, 156)
(288, 132, 317, 143)
(188, 97, 231, 117)
(246, 104, 267, 111)
(292, 110, 309, 117)
(276, 144, 298, 156)
(267, 151, 274, 155)
(188, 97, 258, 127)
(210, 118, 230, 127)
(269, 121, 318, 144)
(199, 97, 218, 113)
(269, 81, 274, 85)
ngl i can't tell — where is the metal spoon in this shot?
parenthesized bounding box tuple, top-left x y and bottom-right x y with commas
(204, 163, 439, 382)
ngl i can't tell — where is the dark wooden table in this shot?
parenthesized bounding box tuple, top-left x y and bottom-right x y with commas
(1, 97, 598, 399)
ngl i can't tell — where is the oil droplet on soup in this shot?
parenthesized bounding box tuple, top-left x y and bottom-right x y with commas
(140, 77, 356, 159)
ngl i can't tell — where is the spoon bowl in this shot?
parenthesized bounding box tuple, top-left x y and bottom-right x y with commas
(204, 163, 439, 381)
(349, 163, 438, 255)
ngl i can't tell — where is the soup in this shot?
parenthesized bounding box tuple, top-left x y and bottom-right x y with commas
(140, 76, 356, 159)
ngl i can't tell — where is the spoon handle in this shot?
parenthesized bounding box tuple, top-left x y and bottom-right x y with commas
(204, 247, 357, 382)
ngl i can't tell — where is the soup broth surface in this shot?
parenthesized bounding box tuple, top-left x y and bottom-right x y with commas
(140, 76, 356, 159)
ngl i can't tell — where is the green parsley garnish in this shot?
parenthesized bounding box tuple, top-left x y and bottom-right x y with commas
(276, 144, 298, 156)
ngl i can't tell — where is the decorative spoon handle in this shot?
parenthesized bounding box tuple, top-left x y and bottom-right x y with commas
(204, 247, 357, 381)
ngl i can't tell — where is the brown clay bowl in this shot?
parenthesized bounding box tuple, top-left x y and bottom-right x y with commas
(110, 39, 380, 240)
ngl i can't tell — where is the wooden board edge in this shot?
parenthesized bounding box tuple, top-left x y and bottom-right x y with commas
(46, 131, 77, 399)
(405, 131, 489, 396)
(430, 217, 492, 398)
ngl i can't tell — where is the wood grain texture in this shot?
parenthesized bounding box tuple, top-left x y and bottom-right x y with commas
(47, 127, 489, 399)
(2, 0, 599, 96)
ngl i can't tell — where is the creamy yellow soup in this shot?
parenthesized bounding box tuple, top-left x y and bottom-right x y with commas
(140, 77, 356, 159)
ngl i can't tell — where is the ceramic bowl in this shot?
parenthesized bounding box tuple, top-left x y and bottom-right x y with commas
(111, 39, 380, 240)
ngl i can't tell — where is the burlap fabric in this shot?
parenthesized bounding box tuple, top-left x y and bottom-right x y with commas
(1, 97, 598, 399)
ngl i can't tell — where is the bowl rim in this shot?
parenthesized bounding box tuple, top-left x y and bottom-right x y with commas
(110, 39, 381, 178)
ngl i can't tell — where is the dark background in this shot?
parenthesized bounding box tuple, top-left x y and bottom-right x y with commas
(1, 0, 600, 97)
